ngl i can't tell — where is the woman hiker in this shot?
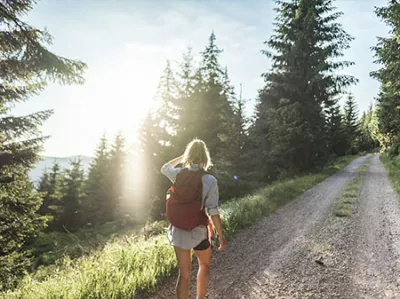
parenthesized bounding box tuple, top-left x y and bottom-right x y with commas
(161, 139, 226, 299)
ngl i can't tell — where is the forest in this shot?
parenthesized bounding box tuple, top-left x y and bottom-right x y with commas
(1, 0, 399, 297)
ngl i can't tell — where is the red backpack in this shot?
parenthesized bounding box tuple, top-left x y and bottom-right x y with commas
(166, 168, 209, 230)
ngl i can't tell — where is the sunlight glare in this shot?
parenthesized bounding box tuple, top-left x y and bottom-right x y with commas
(78, 45, 164, 148)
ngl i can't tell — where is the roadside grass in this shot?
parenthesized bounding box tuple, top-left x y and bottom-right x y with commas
(380, 154, 400, 196)
(1, 155, 361, 299)
(221, 155, 360, 236)
(30, 220, 167, 269)
(333, 157, 371, 218)
(28, 220, 168, 283)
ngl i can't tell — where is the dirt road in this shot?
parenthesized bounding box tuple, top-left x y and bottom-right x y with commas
(144, 155, 400, 299)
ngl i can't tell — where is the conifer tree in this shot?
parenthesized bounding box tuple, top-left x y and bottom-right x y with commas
(198, 34, 236, 157)
(59, 160, 86, 231)
(251, 0, 357, 178)
(343, 93, 359, 152)
(0, 1, 85, 289)
(371, 1, 400, 155)
(326, 103, 347, 156)
(356, 104, 379, 153)
(37, 169, 50, 202)
(229, 85, 251, 193)
(108, 133, 126, 220)
(135, 113, 163, 220)
(37, 161, 63, 229)
(178, 47, 196, 100)
(85, 135, 111, 224)
(195, 33, 238, 196)
(175, 47, 197, 150)
(153, 61, 180, 160)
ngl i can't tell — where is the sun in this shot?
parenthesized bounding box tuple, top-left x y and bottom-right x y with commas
(80, 52, 162, 146)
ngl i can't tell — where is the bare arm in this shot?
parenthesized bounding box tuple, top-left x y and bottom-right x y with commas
(211, 215, 226, 251)
(165, 155, 183, 168)
(160, 155, 184, 182)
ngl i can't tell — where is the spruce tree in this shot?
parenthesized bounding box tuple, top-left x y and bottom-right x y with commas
(371, 1, 400, 155)
(178, 47, 196, 100)
(343, 93, 359, 152)
(195, 33, 238, 196)
(135, 113, 163, 220)
(232, 85, 248, 165)
(198, 34, 236, 156)
(59, 160, 86, 231)
(175, 47, 197, 150)
(85, 135, 111, 225)
(153, 61, 179, 159)
(230, 85, 251, 193)
(252, 0, 357, 178)
(177, 67, 204, 150)
(108, 133, 126, 220)
(37, 169, 51, 205)
(37, 161, 63, 229)
(326, 103, 347, 156)
(356, 104, 379, 153)
(0, 1, 85, 289)
(195, 32, 226, 154)
(247, 89, 277, 181)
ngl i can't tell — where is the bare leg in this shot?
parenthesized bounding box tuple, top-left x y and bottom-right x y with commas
(194, 247, 212, 298)
(174, 246, 192, 299)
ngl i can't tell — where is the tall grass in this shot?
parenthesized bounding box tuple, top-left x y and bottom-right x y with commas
(30, 220, 168, 270)
(1, 155, 360, 299)
(381, 154, 400, 195)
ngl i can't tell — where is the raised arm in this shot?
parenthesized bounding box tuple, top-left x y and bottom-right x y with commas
(160, 155, 184, 183)
(169, 155, 184, 167)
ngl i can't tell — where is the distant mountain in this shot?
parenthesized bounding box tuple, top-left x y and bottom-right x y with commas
(29, 155, 93, 183)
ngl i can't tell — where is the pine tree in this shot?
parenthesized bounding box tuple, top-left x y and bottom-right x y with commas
(196, 32, 226, 155)
(200, 32, 223, 84)
(198, 33, 236, 158)
(356, 104, 379, 153)
(135, 113, 163, 220)
(152, 61, 180, 162)
(85, 135, 111, 225)
(175, 47, 198, 150)
(343, 93, 359, 152)
(59, 160, 86, 231)
(154, 61, 179, 143)
(251, 0, 357, 178)
(232, 85, 248, 163)
(177, 47, 196, 100)
(371, 1, 400, 155)
(246, 89, 278, 181)
(194, 33, 238, 196)
(108, 133, 126, 220)
(37, 169, 51, 210)
(0, 1, 85, 289)
(326, 103, 347, 156)
(177, 68, 204, 150)
(37, 161, 63, 229)
(229, 85, 251, 194)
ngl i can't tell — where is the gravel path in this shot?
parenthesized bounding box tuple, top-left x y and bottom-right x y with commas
(143, 155, 400, 299)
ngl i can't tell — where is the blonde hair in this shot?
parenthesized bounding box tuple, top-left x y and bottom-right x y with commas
(182, 139, 212, 170)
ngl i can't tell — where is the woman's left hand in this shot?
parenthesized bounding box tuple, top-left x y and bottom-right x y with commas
(207, 222, 214, 246)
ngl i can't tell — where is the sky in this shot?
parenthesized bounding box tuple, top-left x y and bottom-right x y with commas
(12, 0, 389, 157)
